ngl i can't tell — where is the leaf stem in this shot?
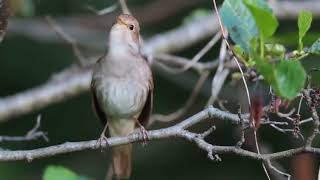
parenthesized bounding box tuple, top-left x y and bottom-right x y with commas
(260, 34, 264, 58)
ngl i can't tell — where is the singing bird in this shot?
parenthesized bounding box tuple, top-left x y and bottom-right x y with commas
(91, 14, 153, 179)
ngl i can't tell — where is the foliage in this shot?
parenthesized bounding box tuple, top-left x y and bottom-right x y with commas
(43, 166, 92, 180)
(309, 38, 320, 55)
(298, 10, 312, 50)
(220, 0, 319, 100)
(220, 0, 258, 53)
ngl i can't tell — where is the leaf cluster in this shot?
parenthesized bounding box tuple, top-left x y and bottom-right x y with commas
(220, 0, 320, 99)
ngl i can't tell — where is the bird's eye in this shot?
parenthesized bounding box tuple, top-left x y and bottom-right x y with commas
(129, 24, 134, 31)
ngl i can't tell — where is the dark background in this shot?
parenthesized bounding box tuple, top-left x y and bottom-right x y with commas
(0, 0, 319, 179)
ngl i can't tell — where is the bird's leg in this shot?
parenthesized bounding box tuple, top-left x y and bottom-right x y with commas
(134, 119, 149, 145)
(96, 122, 109, 151)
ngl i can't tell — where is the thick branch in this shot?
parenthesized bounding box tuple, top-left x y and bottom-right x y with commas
(0, 106, 319, 162)
(0, 68, 91, 121)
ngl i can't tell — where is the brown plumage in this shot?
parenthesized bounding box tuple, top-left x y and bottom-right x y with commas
(91, 14, 153, 179)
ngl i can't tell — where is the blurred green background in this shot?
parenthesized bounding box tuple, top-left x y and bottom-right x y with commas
(0, 0, 320, 179)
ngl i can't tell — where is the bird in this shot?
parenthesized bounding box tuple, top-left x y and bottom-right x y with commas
(90, 14, 153, 179)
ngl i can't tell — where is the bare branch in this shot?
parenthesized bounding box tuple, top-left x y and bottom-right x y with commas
(207, 39, 229, 105)
(303, 90, 320, 147)
(0, 106, 319, 163)
(0, 68, 92, 122)
(85, 3, 118, 16)
(118, 0, 131, 15)
(151, 71, 210, 123)
(156, 32, 221, 74)
(153, 54, 220, 74)
(0, 115, 48, 142)
(45, 16, 87, 67)
(266, 160, 292, 180)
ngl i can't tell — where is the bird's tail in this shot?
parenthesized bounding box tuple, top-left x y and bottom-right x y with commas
(112, 143, 132, 179)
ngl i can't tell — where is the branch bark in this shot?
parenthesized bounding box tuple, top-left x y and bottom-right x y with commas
(0, 106, 319, 162)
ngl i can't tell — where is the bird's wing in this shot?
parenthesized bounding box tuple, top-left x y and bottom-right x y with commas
(91, 80, 108, 125)
(137, 74, 154, 127)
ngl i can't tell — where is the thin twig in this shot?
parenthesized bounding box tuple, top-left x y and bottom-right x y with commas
(299, 118, 313, 125)
(276, 109, 296, 118)
(236, 107, 245, 147)
(119, 0, 131, 15)
(151, 71, 210, 123)
(303, 90, 320, 147)
(85, 3, 118, 15)
(267, 160, 291, 180)
(0, 115, 48, 143)
(207, 39, 228, 105)
(154, 54, 219, 74)
(297, 95, 304, 116)
(45, 16, 86, 67)
(154, 32, 221, 74)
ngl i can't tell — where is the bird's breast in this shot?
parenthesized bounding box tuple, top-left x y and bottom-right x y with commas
(99, 76, 148, 119)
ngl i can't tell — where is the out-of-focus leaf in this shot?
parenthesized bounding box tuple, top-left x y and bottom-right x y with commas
(183, 9, 211, 24)
(255, 57, 276, 87)
(256, 58, 306, 99)
(43, 166, 92, 180)
(9, 0, 34, 16)
(298, 10, 313, 50)
(244, 0, 278, 39)
(309, 38, 320, 55)
(220, 0, 258, 52)
(0, 0, 9, 42)
(244, 0, 272, 12)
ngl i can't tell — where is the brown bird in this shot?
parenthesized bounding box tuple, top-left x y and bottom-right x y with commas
(90, 14, 153, 179)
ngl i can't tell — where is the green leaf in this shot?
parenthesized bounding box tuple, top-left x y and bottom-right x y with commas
(274, 60, 306, 99)
(298, 10, 313, 50)
(255, 58, 277, 89)
(244, 0, 272, 12)
(309, 38, 320, 55)
(43, 166, 91, 180)
(256, 59, 306, 99)
(244, 0, 278, 39)
(220, 0, 258, 52)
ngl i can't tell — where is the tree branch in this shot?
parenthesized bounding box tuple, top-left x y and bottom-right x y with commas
(0, 115, 48, 142)
(0, 106, 319, 163)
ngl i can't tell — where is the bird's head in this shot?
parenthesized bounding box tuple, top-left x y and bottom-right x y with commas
(109, 14, 141, 54)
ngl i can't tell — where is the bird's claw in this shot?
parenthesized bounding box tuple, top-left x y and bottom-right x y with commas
(139, 126, 149, 146)
(96, 134, 109, 152)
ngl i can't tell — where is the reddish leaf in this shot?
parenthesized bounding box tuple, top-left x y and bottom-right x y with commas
(250, 95, 264, 129)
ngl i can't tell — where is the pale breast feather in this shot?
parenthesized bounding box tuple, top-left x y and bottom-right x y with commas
(100, 77, 148, 119)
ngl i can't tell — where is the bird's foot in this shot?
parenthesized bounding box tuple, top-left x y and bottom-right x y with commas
(96, 134, 109, 152)
(139, 126, 149, 146)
